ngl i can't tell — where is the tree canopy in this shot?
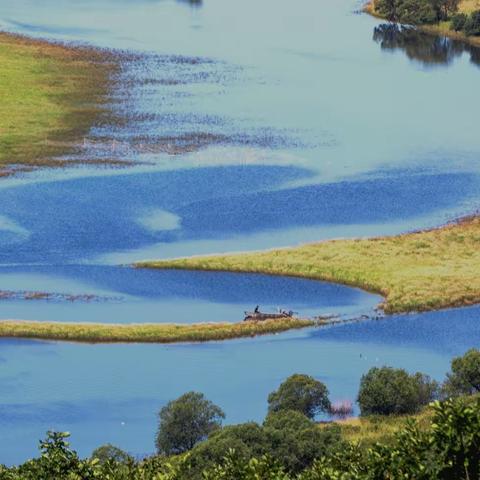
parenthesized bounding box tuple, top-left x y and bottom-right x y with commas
(156, 391, 225, 455)
(267, 374, 331, 419)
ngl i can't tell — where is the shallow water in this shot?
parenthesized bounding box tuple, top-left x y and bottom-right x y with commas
(0, 0, 479, 464)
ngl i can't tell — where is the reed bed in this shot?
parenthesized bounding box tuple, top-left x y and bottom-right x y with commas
(0, 318, 315, 344)
(138, 216, 480, 314)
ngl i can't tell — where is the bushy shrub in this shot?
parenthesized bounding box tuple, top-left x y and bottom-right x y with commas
(357, 367, 438, 415)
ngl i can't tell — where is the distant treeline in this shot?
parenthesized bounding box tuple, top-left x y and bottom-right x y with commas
(374, 0, 480, 36)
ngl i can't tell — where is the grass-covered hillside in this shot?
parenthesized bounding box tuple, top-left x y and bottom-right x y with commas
(138, 216, 480, 314)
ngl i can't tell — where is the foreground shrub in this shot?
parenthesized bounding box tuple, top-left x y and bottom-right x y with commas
(156, 392, 225, 455)
(267, 374, 331, 419)
(357, 366, 438, 415)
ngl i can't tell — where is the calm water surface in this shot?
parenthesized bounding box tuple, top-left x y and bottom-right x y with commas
(0, 0, 479, 464)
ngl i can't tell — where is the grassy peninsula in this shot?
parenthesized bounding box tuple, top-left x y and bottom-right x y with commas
(137, 216, 480, 314)
(0, 318, 315, 344)
(365, 0, 480, 47)
(0, 32, 116, 175)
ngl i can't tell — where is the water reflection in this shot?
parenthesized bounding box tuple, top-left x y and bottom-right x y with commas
(373, 24, 480, 67)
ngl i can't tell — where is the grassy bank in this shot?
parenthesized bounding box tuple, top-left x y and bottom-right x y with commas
(0, 31, 117, 174)
(0, 318, 315, 344)
(138, 216, 480, 314)
(365, 0, 480, 47)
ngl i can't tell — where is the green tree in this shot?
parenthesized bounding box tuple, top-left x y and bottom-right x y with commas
(91, 443, 133, 464)
(267, 374, 331, 419)
(443, 348, 480, 397)
(357, 367, 438, 415)
(464, 10, 480, 35)
(156, 391, 225, 455)
(375, 0, 401, 21)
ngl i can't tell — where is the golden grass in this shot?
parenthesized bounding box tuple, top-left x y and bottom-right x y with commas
(324, 409, 432, 445)
(0, 318, 315, 344)
(0, 31, 117, 173)
(138, 216, 480, 314)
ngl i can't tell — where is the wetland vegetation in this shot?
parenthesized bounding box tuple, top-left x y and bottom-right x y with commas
(0, 32, 118, 175)
(139, 216, 480, 314)
(0, 317, 315, 344)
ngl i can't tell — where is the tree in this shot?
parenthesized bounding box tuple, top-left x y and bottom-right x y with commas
(375, 0, 401, 21)
(451, 12, 468, 30)
(156, 392, 225, 455)
(267, 374, 331, 419)
(91, 444, 132, 464)
(464, 10, 480, 36)
(443, 348, 480, 397)
(357, 367, 438, 415)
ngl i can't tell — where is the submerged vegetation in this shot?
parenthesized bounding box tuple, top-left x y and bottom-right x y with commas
(138, 216, 480, 314)
(0, 318, 315, 344)
(0, 32, 117, 174)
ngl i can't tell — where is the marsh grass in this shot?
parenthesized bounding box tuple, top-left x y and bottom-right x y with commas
(138, 216, 480, 314)
(0, 31, 119, 172)
(0, 318, 315, 344)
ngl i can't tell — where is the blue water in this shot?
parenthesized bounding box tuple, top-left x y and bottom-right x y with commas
(1, 306, 479, 464)
(0, 0, 479, 465)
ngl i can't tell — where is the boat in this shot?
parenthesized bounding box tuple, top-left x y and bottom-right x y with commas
(243, 310, 294, 322)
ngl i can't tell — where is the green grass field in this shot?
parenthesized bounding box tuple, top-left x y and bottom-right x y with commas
(0, 32, 115, 174)
(138, 216, 480, 314)
(0, 318, 315, 344)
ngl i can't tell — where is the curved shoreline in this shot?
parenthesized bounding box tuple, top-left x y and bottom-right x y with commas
(0, 318, 317, 344)
(137, 216, 480, 314)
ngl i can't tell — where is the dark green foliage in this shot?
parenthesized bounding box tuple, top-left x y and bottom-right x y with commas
(464, 10, 480, 35)
(267, 374, 331, 419)
(156, 391, 225, 455)
(357, 367, 438, 415)
(185, 411, 343, 477)
(443, 348, 480, 396)
(185, 423, 271, 478)
(397, 0, 437, 24)
(451, 12, 468, 30)
(262, 410, 343, 474)
(374, 0, 459, 24)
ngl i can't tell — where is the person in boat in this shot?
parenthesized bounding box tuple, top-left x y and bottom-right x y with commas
(254, 305, 260, 313)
